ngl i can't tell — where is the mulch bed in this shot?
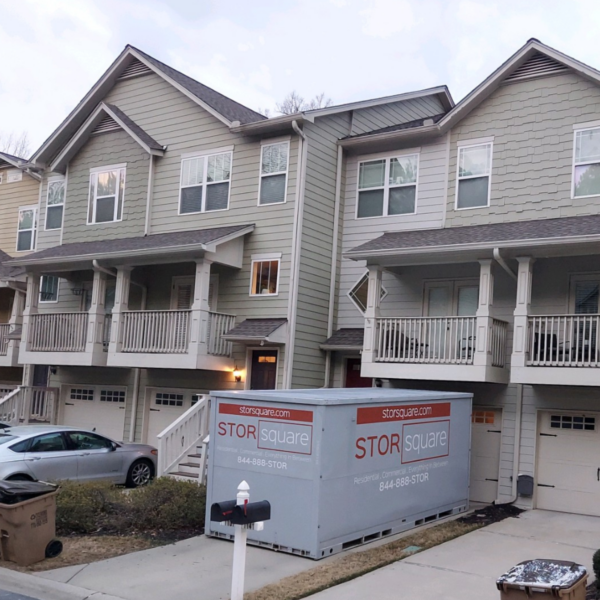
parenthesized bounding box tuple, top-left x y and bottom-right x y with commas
(457, 503, 523, 526)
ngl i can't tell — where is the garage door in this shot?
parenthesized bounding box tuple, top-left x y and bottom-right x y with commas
(470, 409, 502, 503)
(62, 386, 127, 442)
(146, 390, 205, 446)
(537, 411, 600, 516)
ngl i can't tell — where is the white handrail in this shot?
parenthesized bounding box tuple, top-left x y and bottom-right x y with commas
(156, 394, 210, 477)
(0, 324, 10, 356)
(121, 310, 191, 353)
(29, 312, 88, 352)
(207, 312, 235, 357)
(0, 387, 21, 425)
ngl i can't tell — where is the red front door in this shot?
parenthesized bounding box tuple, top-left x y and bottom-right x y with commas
(344, 358, 372, 388)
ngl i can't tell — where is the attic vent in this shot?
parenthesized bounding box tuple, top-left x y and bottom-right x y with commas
(118, 58, 152, 80)
(504, 52, 569, 83)
(92, 114, 121, 135)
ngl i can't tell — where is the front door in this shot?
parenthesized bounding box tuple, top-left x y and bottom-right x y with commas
(345, 358, 372, 388)
(250, 350, 278, 390)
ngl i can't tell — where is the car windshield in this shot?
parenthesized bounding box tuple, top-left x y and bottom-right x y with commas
(0, 434, 17, 444)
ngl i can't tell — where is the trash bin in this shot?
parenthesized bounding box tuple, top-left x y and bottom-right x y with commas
(497, 559, 588, 599)
(0, 481, 62, 566)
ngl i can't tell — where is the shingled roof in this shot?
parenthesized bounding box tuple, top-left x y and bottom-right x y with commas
(105, 104, 164, 151)
(347, 214, 600, 257)
(223, 319, 287, 341)
(342, 113, 446, 140)
(8, 224, 254, 266)
(320, 328, 364, 350)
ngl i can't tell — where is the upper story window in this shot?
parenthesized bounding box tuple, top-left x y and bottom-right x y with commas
(259, 141, 289, 205)
(40, 275, 59, 303)
(250, 255, 280, 296)
(179, 151, 232, 214)
(88, 165, 125, 224)
(16, 206, 36, 252)
(456, 143, 492, 209)
(573, 127, 600, 198)
(46, 179, 65, 230)
(357, 154, 419, 219)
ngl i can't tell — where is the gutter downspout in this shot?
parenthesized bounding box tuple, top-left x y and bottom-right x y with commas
(493, 248, 517, 281)
(283, 120, 307, 389)
(144, 154, 155, 236)
(323, 144, 344, 388)
(93, 260, 146, 442)
(500, 383, 524, 505)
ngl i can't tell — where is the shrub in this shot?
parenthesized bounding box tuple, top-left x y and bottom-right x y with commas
(55, 478, 206, 536)
(594, 548, 600, 591)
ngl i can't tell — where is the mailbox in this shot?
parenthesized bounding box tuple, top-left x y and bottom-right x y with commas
(230, 501, 271, 526)
(211, 500, 237, 523)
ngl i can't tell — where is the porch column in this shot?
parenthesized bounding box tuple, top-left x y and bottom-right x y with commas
(21, 274, 40, 353)
(473, 259, 494, 367)
(511, 257, 535, 368)
(108, 266, 131, 355)
(188, 259, 212, 361)
(362, 265, 383, 363)
(6, 289, 25, 363)
(85, 269, 107, 359)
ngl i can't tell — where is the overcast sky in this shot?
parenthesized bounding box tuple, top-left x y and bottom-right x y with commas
(2, 0, 600, 154)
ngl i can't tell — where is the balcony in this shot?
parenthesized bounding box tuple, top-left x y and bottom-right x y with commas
(0, 323, 20, 367)
(362, 315, 510, 383)
(512, 314, 600, 386)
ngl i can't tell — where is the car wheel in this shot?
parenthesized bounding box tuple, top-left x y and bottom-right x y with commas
(126, 460, 153, 488)
(5, 474, 33, 481)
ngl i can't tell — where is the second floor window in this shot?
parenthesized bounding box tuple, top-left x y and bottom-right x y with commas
(357, 155, 419, 218)
(40, 275, 59, 303)
(46, 179, 65, 230)
(88, 165, 126, 224)
(573, 127, 600, 198)
(250, 259, 280, 296)
(456, 143, 492, 209)
(180, 151, 232, 214)
(17, 207, 36, 252)
(259, 142, 289, 205)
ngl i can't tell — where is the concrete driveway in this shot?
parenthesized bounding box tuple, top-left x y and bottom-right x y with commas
(310, 510, 599, 600)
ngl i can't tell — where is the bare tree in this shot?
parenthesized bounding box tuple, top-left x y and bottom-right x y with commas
(275, 91, 332, 115)
(0, 132, 31, 159)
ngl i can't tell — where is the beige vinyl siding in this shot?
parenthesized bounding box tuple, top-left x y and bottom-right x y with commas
(337, 135, 449, 329)
(446, 71, 600, 226)
(36, 171, 65, 251)
(350, 96, 445, 136)
(62, 129, 149, 243)
(36, 277, 83, 314)
(0, 172, 40, 256)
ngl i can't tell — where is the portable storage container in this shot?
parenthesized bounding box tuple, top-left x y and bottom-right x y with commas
(205, 388, 472, 559)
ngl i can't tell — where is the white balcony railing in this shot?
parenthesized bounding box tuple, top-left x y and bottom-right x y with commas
(527, 315, 600, 367)
(490, 318, 509, 368)
(29, 313, 88, 352)
(121, 310, 191, 354)
(207, 312, 235, 357)
(0, 386, 58, 425)
(0, 324, 9, 356)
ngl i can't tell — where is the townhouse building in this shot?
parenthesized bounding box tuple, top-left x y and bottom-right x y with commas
(0, 45, 449, 478)
(324, 39, 600, 515)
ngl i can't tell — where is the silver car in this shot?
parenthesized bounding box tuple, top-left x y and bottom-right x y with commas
(0, 426, 157, 487)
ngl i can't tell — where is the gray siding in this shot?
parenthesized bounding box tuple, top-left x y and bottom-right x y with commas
(350, 96, 445, 136)
(446, 71, 600, 226)
(63, 129, 149, 243)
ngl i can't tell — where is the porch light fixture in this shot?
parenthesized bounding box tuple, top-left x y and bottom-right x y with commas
(233, 366, 242, 383)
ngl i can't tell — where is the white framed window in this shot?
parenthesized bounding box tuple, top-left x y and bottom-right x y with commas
(356, 154, 419, 219)
(40, 275, 59, 303)
(0, 173, 4, 184)
(45, 178, 65, 230)
(250, 258, 280, 296)
(179, 151, 232, 214)
(259, 141, 289, 205)
(16, 206, 37, 252)
(7, 169, 22, 183)
(348, 272, 387, 313)
(456, 142, 492, 209)
(87, 164, 126, 224)
(573, 127, 600, 198)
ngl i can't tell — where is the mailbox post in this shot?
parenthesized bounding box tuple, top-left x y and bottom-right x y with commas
(210, 481, 271, 600)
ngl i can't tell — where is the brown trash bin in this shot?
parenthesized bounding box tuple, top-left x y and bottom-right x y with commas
(0, 487, 60, 566)
(496, 559, 588, 599)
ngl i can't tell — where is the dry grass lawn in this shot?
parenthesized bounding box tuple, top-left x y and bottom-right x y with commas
(245, 520, 482, 600)
(0, 535, 161, 573)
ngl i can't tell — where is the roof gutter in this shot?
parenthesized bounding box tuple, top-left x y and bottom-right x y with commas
(493, 248, 517, 281)
(230, 114, 308, 135)
(339, 123, 441, 149)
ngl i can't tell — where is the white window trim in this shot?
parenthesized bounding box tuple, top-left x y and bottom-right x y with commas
(347, 271, 388, 314)
(455, 142, 493, 211)
(573, 121, 600, 131)
(249, 258, 281, 297)
(456, 136, 494, 147)
(355, 153, 420, 220)
(258, 140, 290, 207)
(16, 205, 37, 253)
(181, 145, 234, 159)
(39, 275, 60, 304)
(571, 126, 600, 200)
(250, 252, 282, 260)
(178, 151, 233, 215)
(0, 173, 3, 184)
(44, 177, 65, 231)
(87, 163, 127, 225)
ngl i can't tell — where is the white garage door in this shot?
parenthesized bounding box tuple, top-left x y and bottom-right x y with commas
(62, 386, 127, 442)
(470, 409, 502, 503)
(537, 411, 600, 516)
